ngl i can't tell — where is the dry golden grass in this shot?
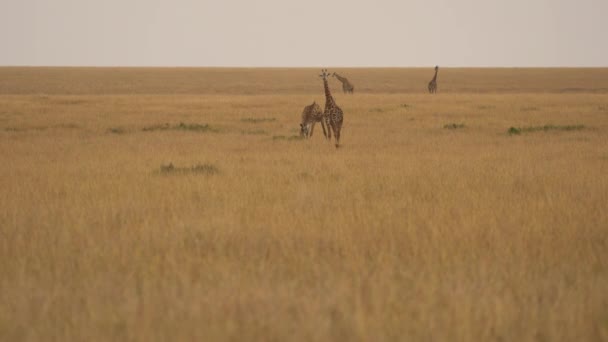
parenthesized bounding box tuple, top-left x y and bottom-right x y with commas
(0, 68, 607, 341)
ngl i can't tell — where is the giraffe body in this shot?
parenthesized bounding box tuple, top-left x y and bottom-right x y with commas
(428, 66, 439, 94)
(299, 101, 327, 138)
(332, 73, 354, 94)
(320, 69, 344, 147)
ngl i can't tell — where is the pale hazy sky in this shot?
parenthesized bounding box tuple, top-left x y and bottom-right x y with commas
(1, 0, 606, 67)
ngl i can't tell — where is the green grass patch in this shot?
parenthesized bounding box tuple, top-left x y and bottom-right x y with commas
(143, 122, 217, 133)
(241, 118, 276, 123)
(158, 163, 219, 175)
(443, 123, 466, 130)
(508, 127, 522, 135)
(508, 124, 585, 135)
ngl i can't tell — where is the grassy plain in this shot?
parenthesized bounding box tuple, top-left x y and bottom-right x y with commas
(1, 68, 607, 341)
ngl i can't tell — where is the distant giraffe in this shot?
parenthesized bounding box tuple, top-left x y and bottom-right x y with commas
(332, 72, 354, 94)
(299, 101, 327, 139)
(320, 69, 344, 147)
(428, 66, 439, 94)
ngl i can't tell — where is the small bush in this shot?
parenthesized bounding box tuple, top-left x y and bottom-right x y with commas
(175, 122, 214, 132)
(142, 123, 171, 132)
(443, 123, 466, 130)
(190, 164, 220, 175)
(508, 127, 521, 135)
(160, 163, 175, 172)
(158, 163, 219, 175)
(508, 125, 585, 135)
(552, 125, 585, 131)
(107, 127, 127, 134)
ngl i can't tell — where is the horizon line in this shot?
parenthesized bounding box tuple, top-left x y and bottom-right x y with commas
(1, 65, 608, 69)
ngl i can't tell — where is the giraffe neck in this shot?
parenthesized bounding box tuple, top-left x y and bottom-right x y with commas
(335, 74, 346, 83)
(432, 69, 438, 82)
(323, 78, 335, 109)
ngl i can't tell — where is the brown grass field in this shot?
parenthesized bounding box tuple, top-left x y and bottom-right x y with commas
(1, 67, 607, 341)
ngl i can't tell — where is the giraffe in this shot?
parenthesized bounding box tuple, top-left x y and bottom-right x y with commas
(332, 72, 354, 94)
(320, 69, 344, 147)
(299, 101, 327, 139)
(428, 66, 439, 94)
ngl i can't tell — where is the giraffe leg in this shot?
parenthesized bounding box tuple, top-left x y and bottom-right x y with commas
(309, 121, 316, 137)
(325, 116, 332, 140)
(333, 123, 341, 148)
(320, 118, 328, 138)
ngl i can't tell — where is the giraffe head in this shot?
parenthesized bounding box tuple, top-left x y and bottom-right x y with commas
(299, 123, 309, 137)
(319, 69, 331, 81)
(435, 66, 439, 71)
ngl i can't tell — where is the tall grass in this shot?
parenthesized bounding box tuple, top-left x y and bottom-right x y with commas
(0, 68, 607, 341)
